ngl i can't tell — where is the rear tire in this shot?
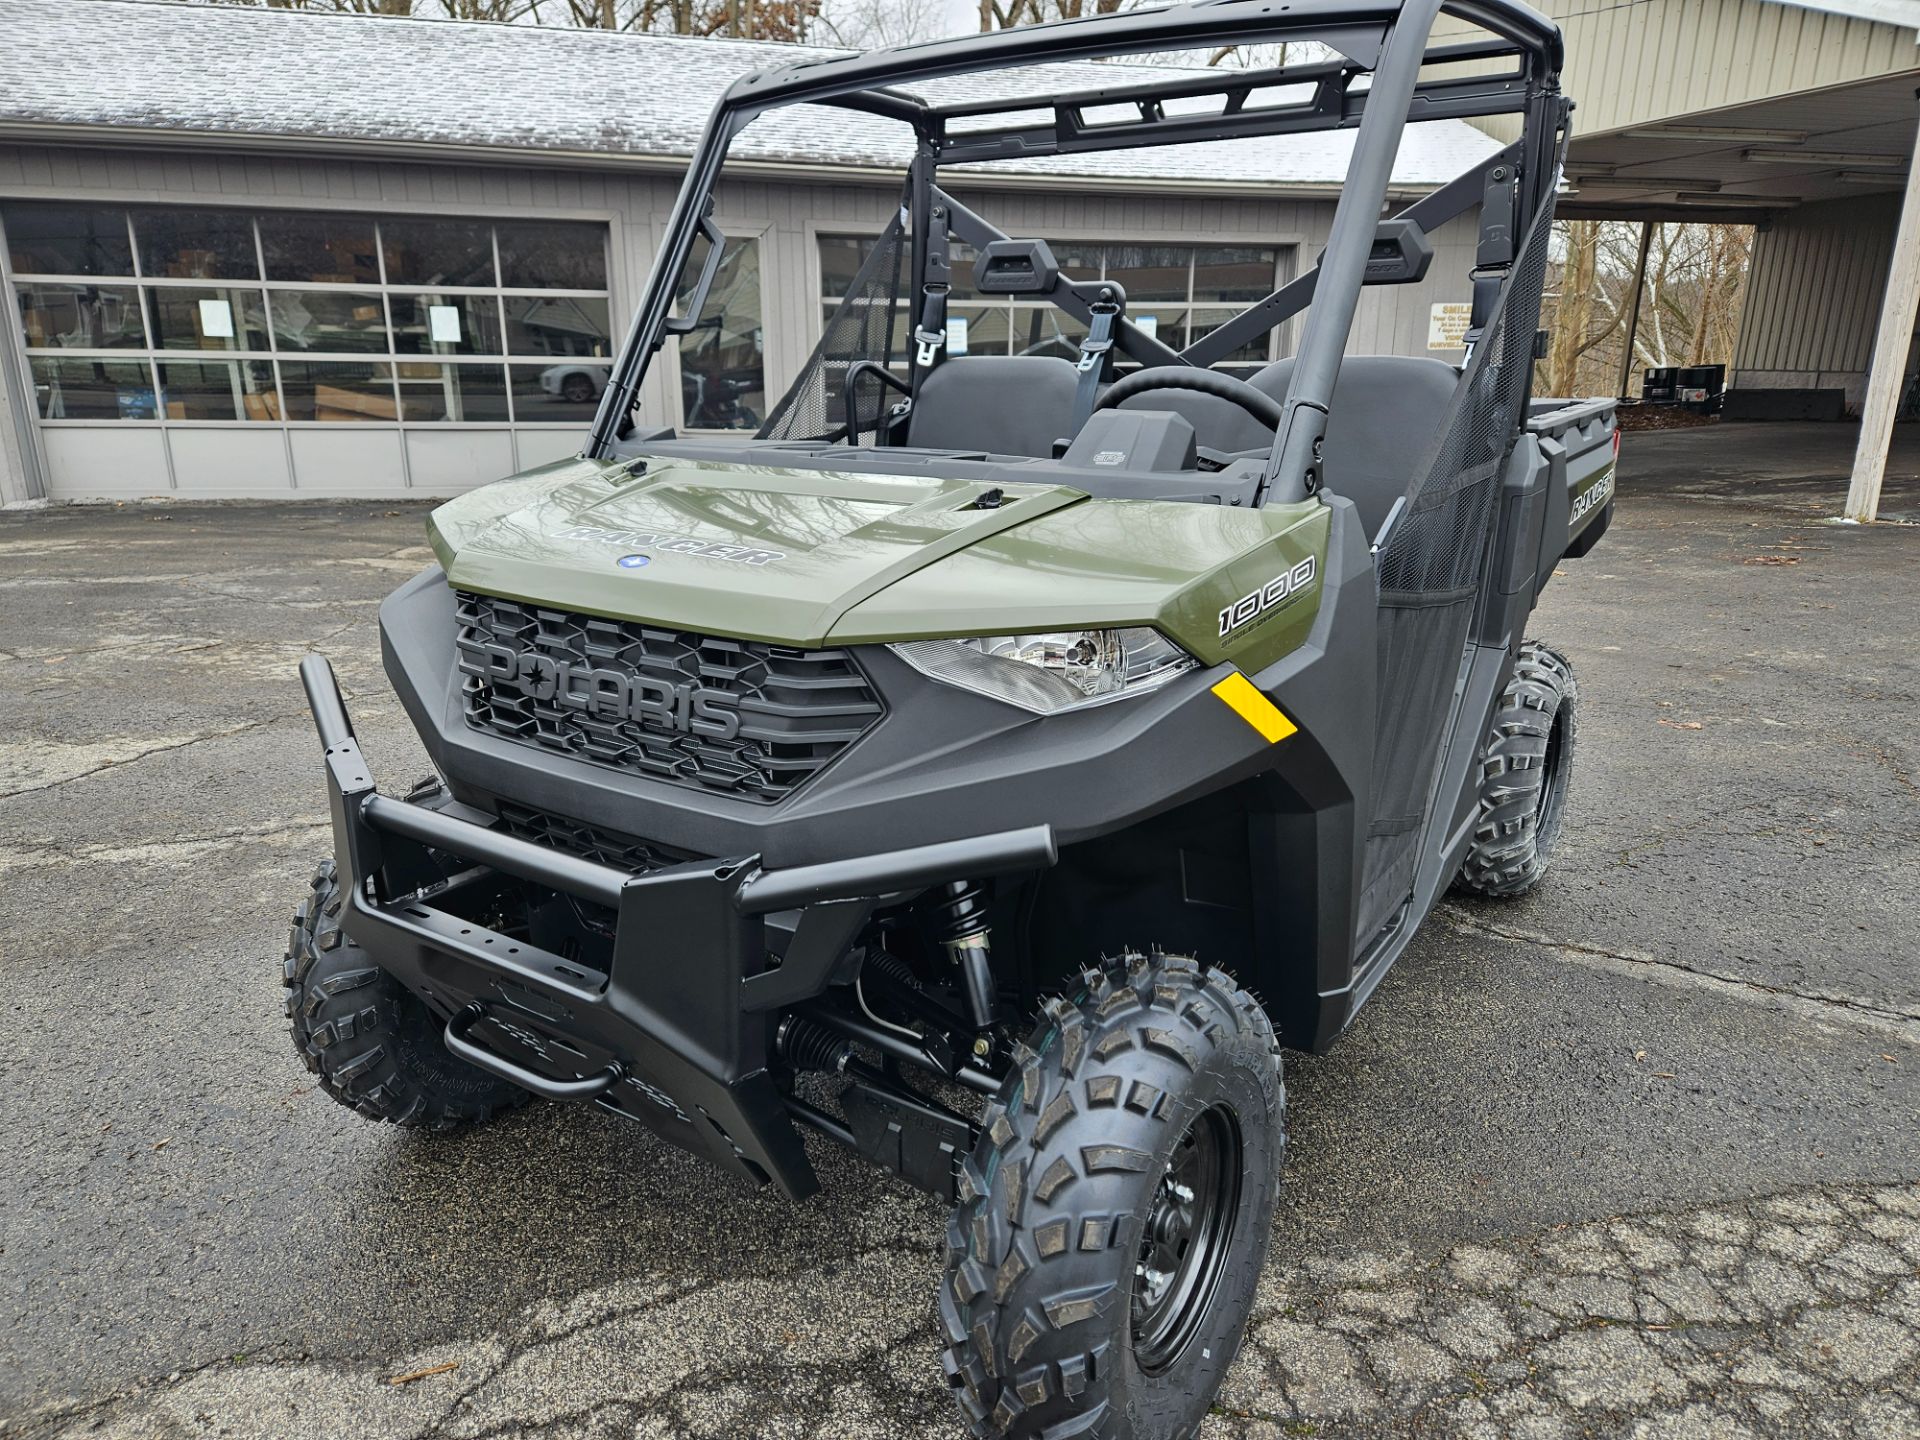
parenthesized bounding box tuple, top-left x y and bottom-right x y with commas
(1456, 640, 1577, 898)
(940, 951, 1285, 1440)
(284, 859, 529, 1128)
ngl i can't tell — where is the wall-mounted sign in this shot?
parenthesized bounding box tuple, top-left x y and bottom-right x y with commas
(198, 298, 234, 339)
(429, 305, 463, 344)
(1427, 302, 1471, 351)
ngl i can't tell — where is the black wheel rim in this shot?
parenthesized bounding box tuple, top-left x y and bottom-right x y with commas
(1535, 702, 1570, 842)
(1130, 1103, 1243, 1374)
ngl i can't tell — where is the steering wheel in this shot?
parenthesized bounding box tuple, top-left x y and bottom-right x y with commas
(1096, 366, 1286, 433)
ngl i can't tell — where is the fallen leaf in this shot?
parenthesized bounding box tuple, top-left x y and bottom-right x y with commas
(1657, 719, 1705, 730)
(1633, 1050, 1647, 1061)
(1652, 1072, 1677, 1079)
(151, 1138, 171, 1151)
(387, 1362, 458, 1387)
(1741, 555, 1800, 566)
(1882, 1055, 1899, 1065)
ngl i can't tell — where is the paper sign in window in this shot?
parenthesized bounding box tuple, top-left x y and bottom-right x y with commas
(429, 305, 463, 343)
(198, 299, 235, 339)
(945, 315, 969, 355)
(1135, 315, 1159, 340)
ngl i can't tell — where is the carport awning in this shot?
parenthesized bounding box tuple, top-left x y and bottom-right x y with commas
(1560, 70, 1920, 224)
(1758, 0, 1920, 29)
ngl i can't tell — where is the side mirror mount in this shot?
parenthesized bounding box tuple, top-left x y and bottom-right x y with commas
(1315, 218, 1433, 286)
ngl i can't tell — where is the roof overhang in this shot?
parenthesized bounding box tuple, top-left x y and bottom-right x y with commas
(1756, 0, 1920, 34)
(0, 120, 1413, 203)
(1558, 70, 1919, 220)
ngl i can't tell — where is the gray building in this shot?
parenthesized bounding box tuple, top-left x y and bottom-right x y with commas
(0, 0, 1500, 503)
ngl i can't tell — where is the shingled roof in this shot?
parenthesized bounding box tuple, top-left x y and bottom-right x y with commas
(0, 0, 1503, 189)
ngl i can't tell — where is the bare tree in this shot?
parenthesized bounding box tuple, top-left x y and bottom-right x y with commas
(971, 0, 1301, 65)
(1543, 218, 1754, 398)
(1543, 221, 1620, 397)
(815, 0, 951, 49)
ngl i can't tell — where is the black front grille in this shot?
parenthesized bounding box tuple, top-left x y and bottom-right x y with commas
(495, 801, 688, 874)
(455, 592, 884, 804)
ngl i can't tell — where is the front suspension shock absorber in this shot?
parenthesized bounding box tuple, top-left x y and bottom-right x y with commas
(934, 879, 997, 1035)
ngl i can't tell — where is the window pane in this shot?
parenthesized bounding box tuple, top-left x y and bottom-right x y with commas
(1123, 308, 1188, 359)
(15, 283, 146, 349)
(948, 304, 1011, 357)
(145, 287, 269, 351)
(28, 357, 155, 419)
(818, 302, 911, 367)
(1192, 247, 1277, 304)
(497, 220, 606, 290)
(134, 208, 258, 280)
(279, 360, 396, 422)
(1189, 307, 1270, 365)
(1012, 306, 1085, 362)
(269, 289, 388, 353)
(258, 211, 380, 285)
(504, 294, 610, 357)
(394, 361, 510, 422)
(157, 359, 277, 421)
(511, 362, 609, 423)
(679, 238, 764, 431)
(671, 229, 715, 318)
(391, 292, 502, 356)
(819, 235, 873, 298)
(382, 218, 494, 287)
(1050, 241, 1101, 283)
(1104, 245, 1190, 304)
(3, 203, 132, 277)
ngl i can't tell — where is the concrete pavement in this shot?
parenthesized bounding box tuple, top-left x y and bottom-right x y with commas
(2, 422, 1916, 1437)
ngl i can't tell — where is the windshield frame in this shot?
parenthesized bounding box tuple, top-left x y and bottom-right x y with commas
(586, 0, 1565, 505)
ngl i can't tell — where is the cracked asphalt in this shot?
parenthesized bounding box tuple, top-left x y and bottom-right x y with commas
(2, 421, 1917, 1439)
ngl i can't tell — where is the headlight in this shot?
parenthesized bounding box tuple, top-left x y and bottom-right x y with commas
(890, 627, 1195, 714)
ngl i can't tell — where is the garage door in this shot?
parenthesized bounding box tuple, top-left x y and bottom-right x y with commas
(2, 200, 615, 499)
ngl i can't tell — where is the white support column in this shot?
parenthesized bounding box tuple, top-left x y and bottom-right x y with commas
(1846, 102, 1920, 524)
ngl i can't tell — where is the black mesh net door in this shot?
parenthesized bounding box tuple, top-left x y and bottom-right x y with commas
(1356, 203, 1554, 942)
(758, 212, 907, 443)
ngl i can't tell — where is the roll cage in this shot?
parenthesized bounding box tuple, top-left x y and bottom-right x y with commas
(586, 0, 1567, 508)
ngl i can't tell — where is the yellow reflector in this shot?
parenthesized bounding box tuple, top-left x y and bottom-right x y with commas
(1211, 671, 1297, 745)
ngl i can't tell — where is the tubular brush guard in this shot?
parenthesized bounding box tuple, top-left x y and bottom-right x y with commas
(297, 655, 1054, 1199)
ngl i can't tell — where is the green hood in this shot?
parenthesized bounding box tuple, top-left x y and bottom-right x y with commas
(429, 455, 1329, 668)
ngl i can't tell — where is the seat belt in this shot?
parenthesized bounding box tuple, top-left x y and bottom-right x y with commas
(913, 218, 953, 370)
(1071, 296, 1120, 430)
(1462, 161, 1517, 355)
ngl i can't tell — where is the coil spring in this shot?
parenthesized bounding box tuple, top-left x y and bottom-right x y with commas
(776, 1015, 853, 1074)
(932, 879, 991, 947)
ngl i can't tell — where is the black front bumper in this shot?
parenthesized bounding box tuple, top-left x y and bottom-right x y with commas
(301, 656, 1052, 1199)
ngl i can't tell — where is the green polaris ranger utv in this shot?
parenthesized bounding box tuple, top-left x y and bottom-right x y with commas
(286, 0, 1616, 1432)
